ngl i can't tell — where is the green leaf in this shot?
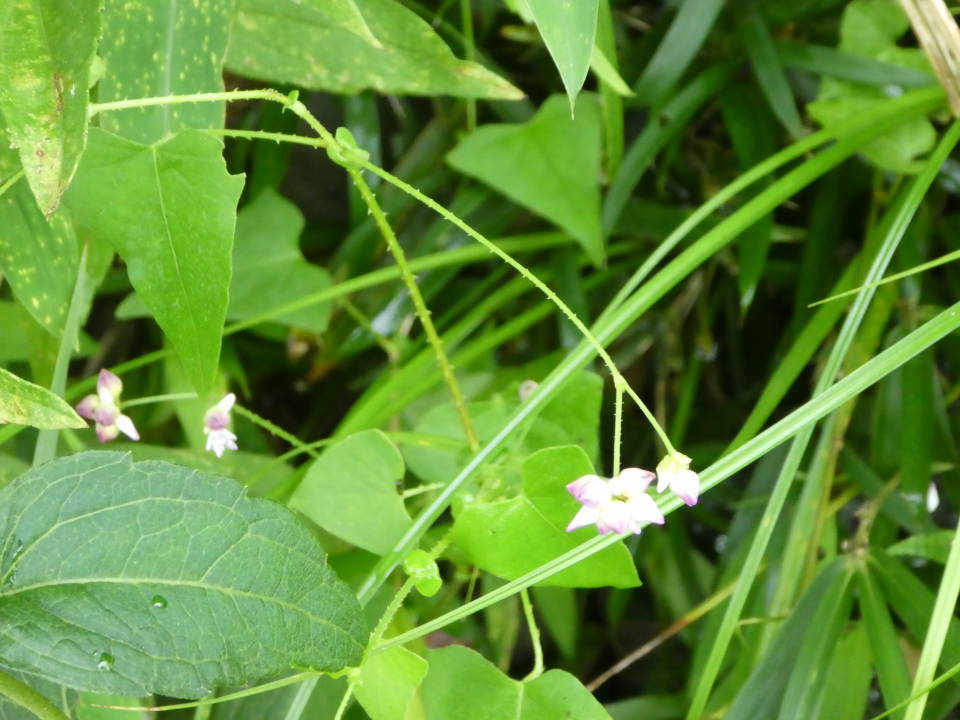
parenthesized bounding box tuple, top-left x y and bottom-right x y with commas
(725, 559, 850, 720)
(888, 530, 953, 563)
(527, 0, 599, 109)
(0, 0, 101, 214)
(857, 567, 910, 719)
(64, 129, 244, 393)
(0, 669, 75, 720)
(447, 94, 604, 264)
(354, 646, 427, 720)
(0, 183, 83, 336)
(403, 550, 442, 597)
(230, 189, 332, 332)
(289, 430, 412, 555)
(227, 0, 522, 100)
(819, 624, 873, 720)
(98, 0, 234, 143)
(0, 451, 366, 698)
(403, 370, 603, 485)
(0, 368, 85, 430)
(807, 0, 935, 172)
(452, 446, 639, 588)
(632, 0, 726, 105)
(421, 645, 611, 719)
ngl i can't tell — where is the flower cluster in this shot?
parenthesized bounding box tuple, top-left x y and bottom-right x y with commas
(566, 468, 665, 534)
(76, 370, 140, 443)
(76, 371, 238, 459)
(565, 451, 701, 536)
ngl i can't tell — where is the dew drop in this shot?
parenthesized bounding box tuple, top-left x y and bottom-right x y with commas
(151, 595, 168, 609)
(96, 652, 114, 671)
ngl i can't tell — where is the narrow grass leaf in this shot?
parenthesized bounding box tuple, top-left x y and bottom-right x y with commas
(857, 566, 911, 720)
(740, 6, 803, 138)
(632, 0, 726, 105)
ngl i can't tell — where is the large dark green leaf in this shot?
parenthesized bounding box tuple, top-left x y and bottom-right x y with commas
(65, 129, 244, 393)
(98, 0, 234, 143)
(227, 0, 522, 99)
(0, 0, 101, 214)
(0, 452, 367, 698)
(447, 94, 604, 264)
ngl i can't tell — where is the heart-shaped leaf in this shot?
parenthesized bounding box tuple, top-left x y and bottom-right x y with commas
(0, 452, 367, 698)
(230, 189, 333, 332)
(447, 94, 604, 264)
(421, 645, 610, 719)
(289, 430, 411, 555)
(65, 129, 244, 393)
(452, 446, 639, 588)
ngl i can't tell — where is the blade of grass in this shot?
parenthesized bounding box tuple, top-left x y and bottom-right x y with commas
(604, 64, 732, 232)
(686, 119, 960, 720)
(32, 246, 89, 467)
(596, 0, 624, 178)
(356, 86, 945, 609)
(740, 5, 803, 139)
(632, 0, 727, 105)
(904, 510, 960, 719)
(777, 41, 935, 87)
(378, 299, 960, 650)
(858, 566, 911, 720)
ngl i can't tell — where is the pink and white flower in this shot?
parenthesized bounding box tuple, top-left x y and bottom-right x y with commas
(203, 393, 238, 458)
(656, 452, 700, 506)
(76, 369, 139, 443)
(566, 467, 665, 535)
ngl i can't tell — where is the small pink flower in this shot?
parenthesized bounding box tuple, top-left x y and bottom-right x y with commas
(656, 452, 700, 506)
(203, 393, 238, 458)
(76, 369, 139, 443)
(566, 467, 665, 535)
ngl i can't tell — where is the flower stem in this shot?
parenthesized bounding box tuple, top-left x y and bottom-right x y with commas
(233, 404, 321, 458)
(520, 589, 544, 681)
(348, 167, 479, 452)
(0, 671, 68, 720)
(123, 392, 198, 408)
(0, 168, 24, 200)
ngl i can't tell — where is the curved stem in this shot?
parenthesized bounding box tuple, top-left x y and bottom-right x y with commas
(520, 589, 544, 681)
(233, 404, 320, 458)
(348, 168, 478, 451)
(0, 671, 68, 720)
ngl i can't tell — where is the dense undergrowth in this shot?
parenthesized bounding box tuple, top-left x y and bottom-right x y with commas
(2, 0, 960, 718)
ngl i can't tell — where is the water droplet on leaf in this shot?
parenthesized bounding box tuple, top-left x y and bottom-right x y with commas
(97, 653, 114, 671)
(151, 595, 167, 609)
